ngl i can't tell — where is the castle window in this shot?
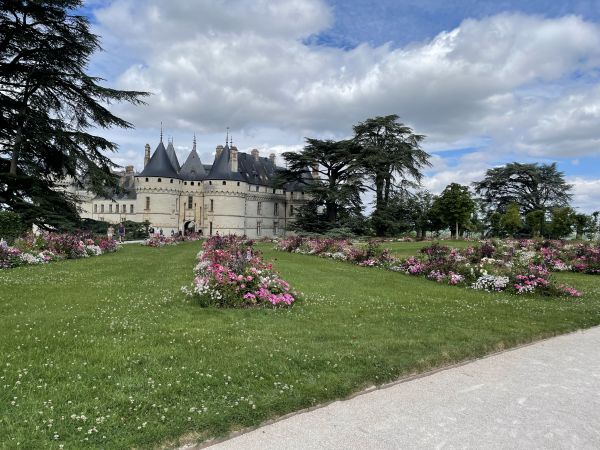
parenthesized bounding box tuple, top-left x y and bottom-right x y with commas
(130, 204, 134, 214)
(122, 204, 126, 213)
(188, 196, 193, 209)
(94, 204, 97, 213)
(237, 182, 240, 186)
(273, 188, 276, 194)
(145, 177, 149, 182)
(256, 221, 262, 236)
(210, 199, 214, 212)
(184, 181, 187, 185)
(209, 181, 212, 185)
(191, 182, 194, 186)
(255, 186, 259, 192)
(290, 192, 294, 199)
(274, 203, 279, 216)
(146, 197, 150, 210)
(101, 204, 105, 213)
(290, 205, 294, 216)
(222, 181, 226, 185)
(109, 204, 113, 213)
(170, 179, 173, 183)
(157, 178, 162, 182)
(273, 222, 278, 235)
(257, 202, 262, 215)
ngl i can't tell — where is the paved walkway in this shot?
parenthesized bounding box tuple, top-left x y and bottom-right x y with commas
(206, 327, 600, 449)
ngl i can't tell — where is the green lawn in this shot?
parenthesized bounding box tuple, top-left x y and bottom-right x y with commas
(1, 242, 599, 449)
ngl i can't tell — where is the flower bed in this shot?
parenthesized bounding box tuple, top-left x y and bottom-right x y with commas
(143, 232, 203, 247)
(275, 237, 583, 297)
(183, 235, 299, 307)
(0, 232, 119, 269)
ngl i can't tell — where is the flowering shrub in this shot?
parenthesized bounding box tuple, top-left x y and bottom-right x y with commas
(183, 235, 299, 308)
(0, 232, 119, 270)
(143, 233, 203, 247)
(276, 237, 393, 267)
(275, 236, 583, 298)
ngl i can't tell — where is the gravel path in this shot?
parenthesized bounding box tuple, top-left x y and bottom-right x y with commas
(204, 326, 600, 449)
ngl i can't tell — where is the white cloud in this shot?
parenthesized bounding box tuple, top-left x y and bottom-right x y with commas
(570, 177, 600, 213)
(93, 3, 600, 159)
(89, 1, 600, 212)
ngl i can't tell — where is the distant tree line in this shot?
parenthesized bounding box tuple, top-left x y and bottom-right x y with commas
(282, 117, 598, 240)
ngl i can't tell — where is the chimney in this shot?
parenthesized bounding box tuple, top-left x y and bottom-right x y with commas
(251, 148, 259, 161)
(269, 153, 276, 164)
(230, 146, 238, 172)
(311, 162, 319, 178)
(126, 165, 134, 174)
(144, 143, 151, 167)
(215, 144, 224, 159)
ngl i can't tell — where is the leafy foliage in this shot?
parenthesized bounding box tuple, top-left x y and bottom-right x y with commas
(0, 211, 26, 243)
(0, 0, 148, 229)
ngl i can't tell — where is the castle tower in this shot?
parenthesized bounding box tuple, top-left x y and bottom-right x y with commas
(251, 148, 259, 161)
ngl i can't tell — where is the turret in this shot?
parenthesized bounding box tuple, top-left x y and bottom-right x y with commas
(269, 153, 276, 164)
(251, 148, 259, 161)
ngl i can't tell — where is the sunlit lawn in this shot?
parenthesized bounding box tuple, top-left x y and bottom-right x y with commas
(0, 241, 599, 449)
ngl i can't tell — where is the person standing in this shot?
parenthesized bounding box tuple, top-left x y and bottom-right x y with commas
(117, 222, 125, 242)
(107, 225, 114, 240)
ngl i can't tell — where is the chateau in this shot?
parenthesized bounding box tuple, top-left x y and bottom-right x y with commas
(66, 134, 313, 238)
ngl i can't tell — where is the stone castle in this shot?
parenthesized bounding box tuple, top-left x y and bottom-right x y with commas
(66, 133, 313, 238)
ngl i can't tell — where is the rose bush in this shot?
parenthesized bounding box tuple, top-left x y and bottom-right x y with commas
(184, 235, 299, 308)
(276, 236, 583, 298)
(0, 232, 119, 269)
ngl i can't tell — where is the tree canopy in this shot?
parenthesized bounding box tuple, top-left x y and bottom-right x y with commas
(0, 0, 148, 229)
(473, 162, 572, 215)
(353, 115, 430, 236)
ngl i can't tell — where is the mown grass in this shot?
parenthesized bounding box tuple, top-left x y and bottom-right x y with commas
(1, 241, 599, 449)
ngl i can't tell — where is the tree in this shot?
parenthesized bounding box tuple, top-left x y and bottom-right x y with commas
(525, 210, 545, 238)
(431, 183, 475, 238)
(573, 213, 593, 240)
(473, 162, 572, 216)
(280, 138, 363, 230)
(353, 115, 430, 236)
(500, 202, 522, 237)
(0, 0, 148, 229)
(547, 207, 574, 239)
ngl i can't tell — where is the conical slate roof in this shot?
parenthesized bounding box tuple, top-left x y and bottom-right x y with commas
(205, 144, 244, 181)
(165, 140, 181, 171)
(179, 140, 207, 181)
(139, 141, 179, 178)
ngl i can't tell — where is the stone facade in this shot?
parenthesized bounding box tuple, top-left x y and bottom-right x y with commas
(68, 136, 311, 238)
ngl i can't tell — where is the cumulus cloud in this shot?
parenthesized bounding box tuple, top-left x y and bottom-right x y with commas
(93, 3, 600, 157)
(89, 1, 600, 211)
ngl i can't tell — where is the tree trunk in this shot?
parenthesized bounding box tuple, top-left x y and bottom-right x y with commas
(9, 128, 22, 175)
(455, 222, 459, 240)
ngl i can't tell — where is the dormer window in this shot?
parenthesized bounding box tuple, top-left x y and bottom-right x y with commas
(191, 181, 194, 186)
(157, 178, 162, 182)
(145, 177, 149, 182)
(184, 182, 187, 185)
(223, 181, 226, 185)
(170, 179, 173, 183)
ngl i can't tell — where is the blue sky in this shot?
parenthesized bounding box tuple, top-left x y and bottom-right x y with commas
(85, 0, 600, 211)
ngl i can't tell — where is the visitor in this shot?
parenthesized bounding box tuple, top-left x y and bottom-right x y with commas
(107, 225, 114, 240)
(171, 229, 174, 236)
(159, 228, 163, 236)
(117, 222, 125, 242)
(149, 227, 155, 236)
